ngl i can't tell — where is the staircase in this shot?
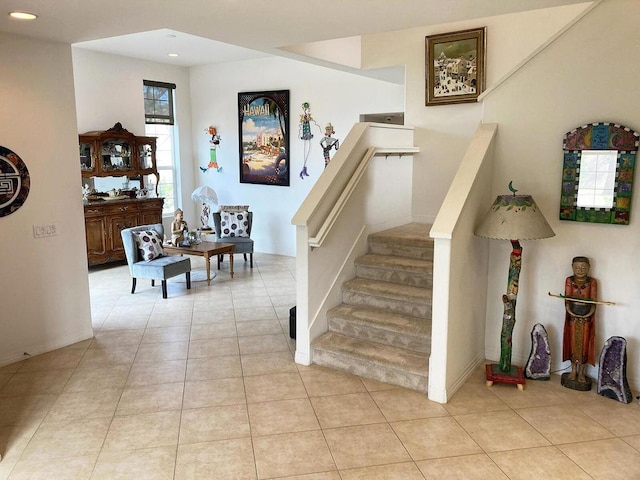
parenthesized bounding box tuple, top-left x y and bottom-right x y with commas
(311, 223, 433, 392)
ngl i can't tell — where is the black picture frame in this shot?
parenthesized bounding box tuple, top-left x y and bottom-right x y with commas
(238, 90, 290, 186)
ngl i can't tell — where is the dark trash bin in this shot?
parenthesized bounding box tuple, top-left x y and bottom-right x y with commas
(289, 306, 296, 339)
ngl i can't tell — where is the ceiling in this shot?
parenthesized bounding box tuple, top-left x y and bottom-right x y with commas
(1, 0, 589, 68)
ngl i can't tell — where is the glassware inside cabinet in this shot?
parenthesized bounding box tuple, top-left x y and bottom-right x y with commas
(79, 142, 94, 172)
(101, 139, 132, 172)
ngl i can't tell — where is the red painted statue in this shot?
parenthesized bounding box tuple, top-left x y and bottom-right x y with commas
(562, 256, 597, 383)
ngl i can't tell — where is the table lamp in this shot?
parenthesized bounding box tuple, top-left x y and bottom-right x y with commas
(191, 185, 218, 230)
(475, 184, 555, 389)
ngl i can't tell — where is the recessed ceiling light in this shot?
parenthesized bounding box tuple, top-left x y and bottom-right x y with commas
(167, 53, 180, 57)
(9, 11, 37, 20)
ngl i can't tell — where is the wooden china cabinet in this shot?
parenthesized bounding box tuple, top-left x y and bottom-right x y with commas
(80, 122, 164, 265)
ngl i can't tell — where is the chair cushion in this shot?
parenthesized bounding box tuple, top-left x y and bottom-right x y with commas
(131, 256, 191, 279)
(133, 229, 165, 262)
(220, 210, 250, 238)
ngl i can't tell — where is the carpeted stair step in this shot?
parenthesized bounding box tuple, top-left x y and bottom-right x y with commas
(355, 253, 433, 288)
(368, 223, 433, 261)
(342, 278, 431, 318)
(312, 332, 428, 391)
(327, 304, 431, 354)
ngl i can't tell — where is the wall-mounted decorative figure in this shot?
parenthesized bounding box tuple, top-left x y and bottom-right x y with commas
(562, 256, 597, 391)
(200, 126, 222, 173)
(298, 102, 321, 179)
(525, 323, 551, 380)
(320, 122, 339, 168)
(597, 336, 633, 403)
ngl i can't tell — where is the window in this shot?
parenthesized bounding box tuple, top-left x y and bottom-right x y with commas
(143, 80, 179, 215)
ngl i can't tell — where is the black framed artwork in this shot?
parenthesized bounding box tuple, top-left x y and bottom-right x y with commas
(238, 90, 290, 186)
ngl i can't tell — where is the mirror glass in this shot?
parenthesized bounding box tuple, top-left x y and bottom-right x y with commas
(560, 123, 639, 225)
(576, 150, 617, 208)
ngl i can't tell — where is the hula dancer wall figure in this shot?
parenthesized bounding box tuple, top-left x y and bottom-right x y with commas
(200, 126, 222, 173)
(298, 102, 321, 179)
(320, 122, 339, 168)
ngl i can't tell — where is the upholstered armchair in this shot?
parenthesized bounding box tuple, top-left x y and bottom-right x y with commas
(121, 224, 191, 298)
(212, 207, 254, 268)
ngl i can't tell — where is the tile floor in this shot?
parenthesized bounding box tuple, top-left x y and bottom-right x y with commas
(1, 253, 639, 479)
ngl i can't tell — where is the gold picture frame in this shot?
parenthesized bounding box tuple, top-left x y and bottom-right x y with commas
(425, 27, 486, 106)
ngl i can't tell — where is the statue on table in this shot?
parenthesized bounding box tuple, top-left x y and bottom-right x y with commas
(171, 208, 188, 246)
(562, 256, 597, 390)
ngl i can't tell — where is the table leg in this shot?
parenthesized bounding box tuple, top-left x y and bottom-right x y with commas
(205, 255, 211, 286)
(229, 251, 234, 278)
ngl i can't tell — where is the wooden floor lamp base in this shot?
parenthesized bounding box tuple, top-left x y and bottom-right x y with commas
(485, 364, 526, 391)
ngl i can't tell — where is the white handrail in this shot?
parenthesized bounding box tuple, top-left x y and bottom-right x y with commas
(308, 145, 420, 248)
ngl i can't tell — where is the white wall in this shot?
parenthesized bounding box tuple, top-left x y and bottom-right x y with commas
(0, 34, 93, 365)
(482, 0, 640, 388)
(361, 2, 593, 224)
(72, 48, 196, 229)
(188, 57, 404, 257)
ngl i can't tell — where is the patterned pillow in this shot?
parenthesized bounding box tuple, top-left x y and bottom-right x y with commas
(133, 229, 164, 262)
(220, 210, 250, 238)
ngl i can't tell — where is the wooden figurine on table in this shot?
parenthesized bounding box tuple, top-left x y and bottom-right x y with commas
(171, 208, 188, 246)
(562, 256, 597, 390)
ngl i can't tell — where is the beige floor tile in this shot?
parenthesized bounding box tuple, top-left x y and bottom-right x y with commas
(248, 398, 320, 436)
(64, 364, 130, 393)
(0, 370, 74, 397)
(579, 397, 640, 437)
(192, 307, 235, 324)
(100, 314, 149, 331)
(18, 349, 85, 373)
(455, 409, 550, 452)
(489, 445, 591, 480)
(240, 351, 297, 376)
(92, 329, 145, 347)
(271, 474, 341, 480)
(0, 394, 57, 426)
(126, 359, 186, 387)
(559, 438, 640, 479)
(146, 314, 192, 329)
(182, 378, 246, 409)
(238, 334, 290, 354)
(324, 423, 410, 470)
(236, 319, 283, 336)
(179, 404, 250, 444)
(340, 462, 425, 479)
(141, 326, 191, 344)
(234, 306, 278, 321)
(417, 453, 508, 480)
(391, 416, 482, 460)
(253, 430, 336, 479)
(489, 377, 566, 409)
(371, 388, 449, 421)
(103, 410, 181, 452)
(622, 434, 640, 451)
(443, 382, 510, 416)
(516, 404, 614, 445)
(0, 362, 24, 374)
(300, 367, 367, 397)
(116, 382, 184, 415)
(244, 372, 308, 403)
(175, 438, 256, 480)
(7, 455, 97, 480)
(233, 295, 274, 309)
(190, 322, 237, 340)
(134, 341, 189, 363)
(91, 446, 176, 480)
(44, 388, 121, 423)
(311, 392, 386, 428)
(359, 377, 400, 392)
(78, 344, 138, 368)
(187, 337, 239, 358)
(0, 374, 11, 391)
(21, 417, 111, 461)
(0, 422, 39, 466)
(186, 356, 242, 381)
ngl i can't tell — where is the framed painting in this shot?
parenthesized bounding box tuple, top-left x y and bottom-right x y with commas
(238, 89, 290, 186)
(425, 27, 486, 106)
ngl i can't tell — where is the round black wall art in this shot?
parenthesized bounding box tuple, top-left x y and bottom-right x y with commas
(0, 145, 30, 217)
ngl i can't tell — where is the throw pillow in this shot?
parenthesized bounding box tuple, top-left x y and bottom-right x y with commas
(220, 210, 250, 238)
(133, 229, 164, 262)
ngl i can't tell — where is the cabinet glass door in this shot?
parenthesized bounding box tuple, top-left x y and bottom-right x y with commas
(101, 139, 135, 174)
(138, 141, 155, 171)
(79, 142, 95, 174)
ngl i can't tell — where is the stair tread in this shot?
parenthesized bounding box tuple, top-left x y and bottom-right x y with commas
(355, 253, 432, 272)
(369, 223, 433, 246)
(343, 278, 431, 303)
(314, 332, 428, 375)
(328, 304, 430, 337)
